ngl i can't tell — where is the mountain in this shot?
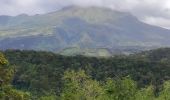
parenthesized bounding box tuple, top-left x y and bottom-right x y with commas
(0, 6, 170, 55)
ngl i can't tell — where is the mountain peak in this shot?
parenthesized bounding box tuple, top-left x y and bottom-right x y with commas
(60, 5, 127, 14)
(1, 5, 170, 52)
(17, 14, 29, 17)
(45, 5, 135, 25)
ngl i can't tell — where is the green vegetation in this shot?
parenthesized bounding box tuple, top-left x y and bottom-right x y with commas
(60, 47, 112, 57)
(0, 52, 30, 100)
(61, 70, 170, 100)
(1, 48, 170, 99)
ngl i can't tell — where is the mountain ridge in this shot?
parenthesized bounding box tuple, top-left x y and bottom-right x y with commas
(0, 6, 170, 56)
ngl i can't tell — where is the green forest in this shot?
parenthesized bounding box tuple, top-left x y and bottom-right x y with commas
(1, 48, 170, 100)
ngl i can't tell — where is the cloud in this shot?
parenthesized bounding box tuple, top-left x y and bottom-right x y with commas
(142, 16, 170, 29)
(0, 0, 45, 15)
(0, 0, 170, 28)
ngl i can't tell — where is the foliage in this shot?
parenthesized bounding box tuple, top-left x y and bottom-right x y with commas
(157, 81, 170, 100)
(2, 49, 170, 99)
(61, 70, 103, 100)
(60, 70, 170, 100)
(39, 95, 58, 100)
(103, 77, 137, 100)
(0, 52, 30, 100)
(135, 86, 155, 100)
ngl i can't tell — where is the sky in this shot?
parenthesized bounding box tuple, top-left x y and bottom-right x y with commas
(0, 0, 170, 29)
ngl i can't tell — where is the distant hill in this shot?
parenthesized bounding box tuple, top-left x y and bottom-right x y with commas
(0, 6, 170, 55)
(59, 47, 112, 57)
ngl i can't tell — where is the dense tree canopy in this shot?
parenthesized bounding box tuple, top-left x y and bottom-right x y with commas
(0, 52, 30, 100)
(1, 49, 170, 99)
(60, 70, 170, 100)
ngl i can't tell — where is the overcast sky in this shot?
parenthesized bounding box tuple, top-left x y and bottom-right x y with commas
(0, 0, 170, 29)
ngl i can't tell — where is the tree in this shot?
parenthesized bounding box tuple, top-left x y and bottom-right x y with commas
(39, 95, 58, 100)
(157, 81, 170, 100)
(135, 86, 155, 100)
(60, 70, 103, 100)
(0, 52, 30, 100)
(60, 70, 140, 100)
(103, 77, 137, 100)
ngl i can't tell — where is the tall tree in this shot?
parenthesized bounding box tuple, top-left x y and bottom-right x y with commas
(0, 52, 30, 100)
(157, 81, 170, 100)
(61, 70, 103, 100)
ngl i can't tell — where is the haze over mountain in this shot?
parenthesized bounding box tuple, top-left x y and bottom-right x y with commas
(0, 6, 170, 55)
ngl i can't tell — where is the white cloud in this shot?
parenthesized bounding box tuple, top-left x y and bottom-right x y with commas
(142, 16, 170, 29)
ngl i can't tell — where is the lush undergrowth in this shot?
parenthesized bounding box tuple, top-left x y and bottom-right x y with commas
(1, 48, 170, 99)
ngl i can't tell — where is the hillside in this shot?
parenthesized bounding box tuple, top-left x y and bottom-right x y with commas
(0, 6, 170, 54)
(2, 48, 170, 99)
